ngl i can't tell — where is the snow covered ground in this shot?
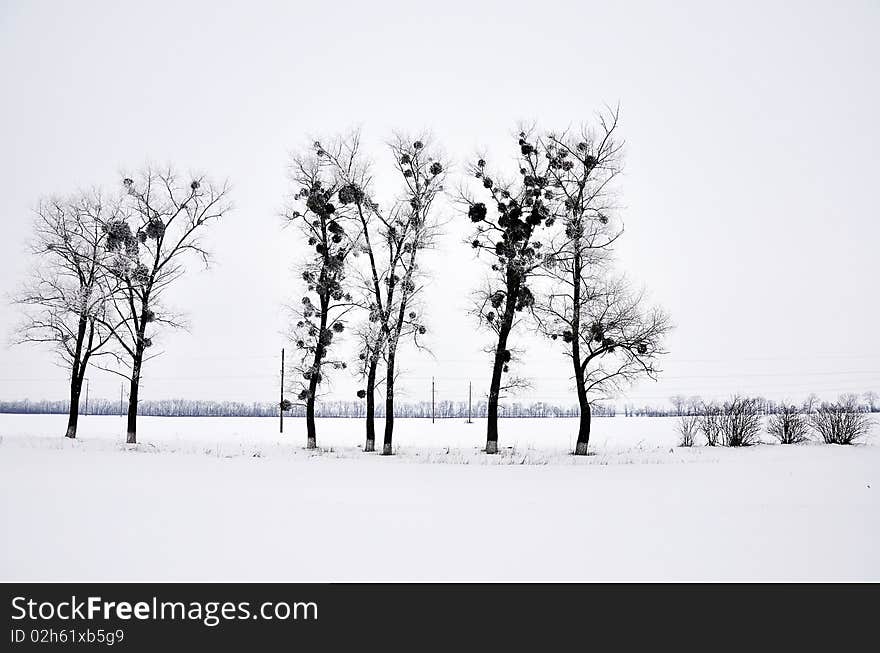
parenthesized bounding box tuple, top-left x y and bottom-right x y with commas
(1, 414, 877, 581)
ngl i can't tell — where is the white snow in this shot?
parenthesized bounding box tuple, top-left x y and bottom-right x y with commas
(1, 414, 877, 581)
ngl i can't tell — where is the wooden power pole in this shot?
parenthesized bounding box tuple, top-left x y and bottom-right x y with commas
(280, 348, 285, 434)
(431, 376, 435, 424)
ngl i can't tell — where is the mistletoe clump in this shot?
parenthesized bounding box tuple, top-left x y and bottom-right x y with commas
(337, 183, 364, 205)
(515, 285, 534, 310)
(131, 263, 150, 285)
(327, 219, 344, 244)
(468, 203, 487, 223)
(305, 184, 336, 218)
(105, 220, 134, 252)
(145, 217, 166, 240)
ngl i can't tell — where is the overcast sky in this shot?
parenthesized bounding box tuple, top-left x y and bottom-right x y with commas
(1, 0, 878, 409)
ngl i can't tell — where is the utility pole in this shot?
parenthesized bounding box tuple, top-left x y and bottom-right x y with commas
(84, 378, 89, 417)
(431, 376, 435, 424)
(280, 348, 285, 434)
(467, 381, 472, 424)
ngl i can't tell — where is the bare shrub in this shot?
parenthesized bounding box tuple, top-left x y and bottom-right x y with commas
(699, 401, 722, 446)
(677, 414, 700, 447)
(767, 403, 810, 444)
(719, 395, 762, 447)
(810, 397, 874, 445)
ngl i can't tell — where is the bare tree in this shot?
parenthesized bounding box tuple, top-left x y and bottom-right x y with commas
(460, 129, 556, 453)
(12, 191, 118, 438)
(699, 401, 722, 446)
(539, 274, 671, 453)
(670, 395, 687, 417)
(319, 132, 445, 454)
(285, 138, 361, 449)
(802, 393, 820, 415)
(864, 391, 878, 413)
(677, 414, 700, 447)
(99, 167, 232, 444)
(810, 395, 874, 444)
(767, 402, 810, 444)
(529, 110, 670, 454)
(718, 395, 762, 446)
(374, 135, 444, 455)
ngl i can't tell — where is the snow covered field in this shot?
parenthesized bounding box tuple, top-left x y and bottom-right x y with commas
(1, 414, 878, 581)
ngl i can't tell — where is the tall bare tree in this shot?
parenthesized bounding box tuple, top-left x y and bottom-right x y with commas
(286, 138, 361, 449)
(100, 167, 232, 444)
(13, 191, 118, 438)
(373, 135, 444, 454)
(461, 129, 556, 453)
(305, 131, 385, 450)
(538, 275, 671, 452)
(320, 132, 444, 454)
(534, 111, 671, 453)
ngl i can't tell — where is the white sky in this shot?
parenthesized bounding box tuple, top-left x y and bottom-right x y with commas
(1, 0, 878, 409)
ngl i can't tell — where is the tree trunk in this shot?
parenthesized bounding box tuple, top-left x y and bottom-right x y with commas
(571, 329, 591, 455)
(575, 398, 591, 455)
(486, 348, 504, 454)
(570, 231, 590, 455)
(486, 292, 516, 454)
(126, 354, 141, 444)
(305, 390, 317, 449)
(571, 327, 591, 455)
(305, 347, 322, 450)
(382, 345, 396, 455)
(364, 356, 378, 452)
(65, 316, 89, 439)
(305, 294, 329, 450)
(66, 376, 81, 439)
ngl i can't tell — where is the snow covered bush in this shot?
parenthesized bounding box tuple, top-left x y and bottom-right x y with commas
(677, 414, 700, 447)
(767, 404, 810, 444)
(810, 397, 873, 445)
(698, 402, 722, 446)
(719, 395, 762, 447)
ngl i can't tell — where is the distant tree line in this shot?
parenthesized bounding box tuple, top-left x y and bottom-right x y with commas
(4, 392, 876, 420)
(0, 397, 617, 419)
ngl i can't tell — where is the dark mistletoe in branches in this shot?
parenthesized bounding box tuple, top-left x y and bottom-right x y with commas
(319, 131, 444, 454)
(541, 276, 670, 449)
(533, 108, 672, 453)
(370, 135, 444, 454)
(101, 167, 232, 445)
(462, 128, 558, 453)
(286, 137, 361, 449)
